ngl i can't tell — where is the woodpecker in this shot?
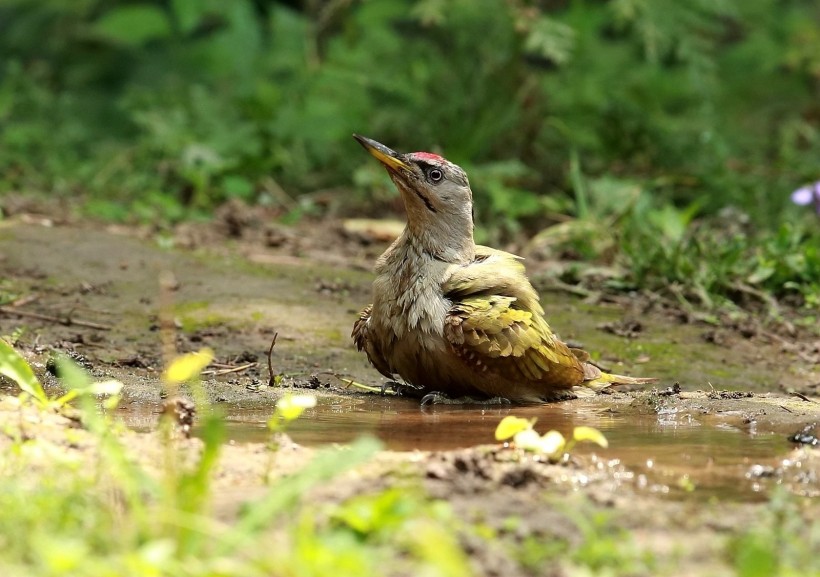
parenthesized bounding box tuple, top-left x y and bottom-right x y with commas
(352, 134, 656, 403)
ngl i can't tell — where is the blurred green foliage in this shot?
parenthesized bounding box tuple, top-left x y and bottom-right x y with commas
(1, 0, 819, 305)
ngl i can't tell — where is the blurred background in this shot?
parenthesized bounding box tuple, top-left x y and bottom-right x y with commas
(1, 0, 819, 306)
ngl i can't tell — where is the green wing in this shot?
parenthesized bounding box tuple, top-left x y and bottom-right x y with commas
(444, 294, 585, 387)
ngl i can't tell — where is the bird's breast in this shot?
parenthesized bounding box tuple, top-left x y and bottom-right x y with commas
(372, 271, 449, 342)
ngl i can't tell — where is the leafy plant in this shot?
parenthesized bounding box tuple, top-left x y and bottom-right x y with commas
(494, 415, 608, 461)
(0, 338, 122, 409)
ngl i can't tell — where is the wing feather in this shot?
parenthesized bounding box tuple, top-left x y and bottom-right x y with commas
(444, 295, 585, 389)
(352, 305, 393, 379)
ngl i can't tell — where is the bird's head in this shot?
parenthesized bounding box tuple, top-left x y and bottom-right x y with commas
(354, 134, 475, 262)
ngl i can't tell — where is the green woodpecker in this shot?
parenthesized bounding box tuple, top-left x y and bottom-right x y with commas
(352, 135, 657, 403)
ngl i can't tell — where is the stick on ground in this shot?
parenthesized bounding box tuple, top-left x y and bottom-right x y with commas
(267, 332, 278, 386)
(0, 306, 112, 331)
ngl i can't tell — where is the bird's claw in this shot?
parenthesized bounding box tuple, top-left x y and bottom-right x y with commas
(381, 380, 422, 397)
(420, 392, 445, 406)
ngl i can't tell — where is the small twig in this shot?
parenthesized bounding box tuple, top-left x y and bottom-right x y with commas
(267, 333, 278, 387)
(210, 362, 239, 369)
(202, 362, 257, 377)
(760, 330, 792, 347)
(760, 330, 818, 363)
(10, 294, 39, 307)
(0, 306, 112, 331)
(790, 391, 815, 403)
(779, 405, 794, 414)
(338, 376, 401, 395)
(340, 377, 386, 394)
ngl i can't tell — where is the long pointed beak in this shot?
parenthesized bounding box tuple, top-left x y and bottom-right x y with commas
(353, 134, 410, 172)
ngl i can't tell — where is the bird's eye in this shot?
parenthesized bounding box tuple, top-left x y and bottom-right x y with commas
(427, 168, 444, 183)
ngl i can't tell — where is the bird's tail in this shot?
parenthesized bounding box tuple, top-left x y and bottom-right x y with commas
(587, 372, 658, 388)
(580, 361, 658, 392)
(567, 350, 657, 394)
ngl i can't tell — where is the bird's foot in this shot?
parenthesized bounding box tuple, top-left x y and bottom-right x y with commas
(381, 380, 423, 397)
(420, 392, 511, 407)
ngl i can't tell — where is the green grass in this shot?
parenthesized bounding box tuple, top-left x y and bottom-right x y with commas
(543, 192, 820, 314)
(729, 488, 820, 577)
(0, 426, 385, 577)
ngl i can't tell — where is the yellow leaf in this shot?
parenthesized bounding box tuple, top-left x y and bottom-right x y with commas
(495, 415, 536, 441)
(572, 426, 608, 448)
(538, 430, 566, 456)
(276, 394, 317, 422)
(163, 348, 214, 384)
(512, 428, 542, 451)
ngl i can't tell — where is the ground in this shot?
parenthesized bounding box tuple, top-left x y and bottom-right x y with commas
(1, 206, 819, 576)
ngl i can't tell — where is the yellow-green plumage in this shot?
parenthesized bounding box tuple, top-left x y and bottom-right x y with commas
(351, 135, 656, 403)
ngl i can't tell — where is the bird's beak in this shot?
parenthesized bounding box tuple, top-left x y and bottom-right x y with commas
(353, 134, 410, 173)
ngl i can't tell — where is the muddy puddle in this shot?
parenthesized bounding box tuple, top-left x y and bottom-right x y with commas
(119, 394, 801, 501)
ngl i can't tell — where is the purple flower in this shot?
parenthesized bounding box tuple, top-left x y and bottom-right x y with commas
(791, 181, 820, 215)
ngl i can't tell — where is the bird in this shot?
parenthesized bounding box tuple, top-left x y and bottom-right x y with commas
(351, 134, 657, 404)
